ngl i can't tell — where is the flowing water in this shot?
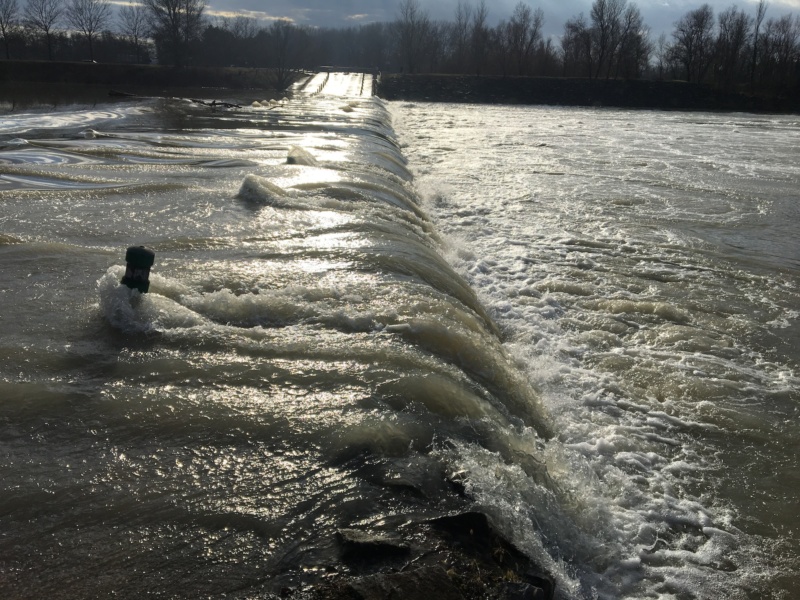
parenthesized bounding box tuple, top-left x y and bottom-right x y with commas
(0, 74, 797, 599)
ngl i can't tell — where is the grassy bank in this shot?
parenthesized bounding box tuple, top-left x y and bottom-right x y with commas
(377, 74, 800, 113)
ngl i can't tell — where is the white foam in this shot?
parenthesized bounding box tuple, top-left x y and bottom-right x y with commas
(98, 266, 210, 332)
(392, 101, 798, 599)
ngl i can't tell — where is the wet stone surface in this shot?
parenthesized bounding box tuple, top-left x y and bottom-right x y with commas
(279, 512, 554, 600)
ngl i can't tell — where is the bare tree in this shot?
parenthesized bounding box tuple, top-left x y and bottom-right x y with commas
(263, 20, 308, 89)
(0, 0, 18, 59)
(761, 14, 800, 89)
(24, 0, 63, 60)
(118, 2, 149, 63)
(750, 0, 767, 88)
(590, 0, 626, 78)
(356, 22, 389, 70)
(451, 0, 472, 73)
(653, 32, 669, 79)
(536, 37, 560, 76)
(492, 19, 513, 75)
(142, 0, 207, 66)
(561, 13, 592, 77)
(613, 4, 650, 79)
(66, 0, 110, 60)
(423, 20, 446, 72)
(506, 1, 544, 76)
(470, 0, 489, 74)
(715, 6, 751, 90)
(670, 4, 715, 83)
(394, 0, 431, 73)
(230, 15, 256, 40)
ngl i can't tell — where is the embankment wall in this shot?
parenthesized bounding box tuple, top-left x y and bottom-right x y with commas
(0, 60, 278, 90)
(376, 74, 799, 113)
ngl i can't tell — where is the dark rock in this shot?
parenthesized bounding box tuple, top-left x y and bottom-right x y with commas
(521, 573, 555, 599)
(281, 512, 554, 600)
(337, 528, 410, 560)
(346, 566, 464, 600)
(428, 512, 517, 559)
(499, 582, 548, 600)
(429, 511, 494, 539)
(428, 512, 555, 600)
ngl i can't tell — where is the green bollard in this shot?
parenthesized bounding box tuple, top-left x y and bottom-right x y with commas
(121, 246, 155, 293)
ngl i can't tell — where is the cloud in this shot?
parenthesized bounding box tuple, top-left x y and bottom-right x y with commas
(202, 0, 798, 37)
(206, 0, 397, 27)
(770, 0, 800, 9)
(206, 8, 291, 24)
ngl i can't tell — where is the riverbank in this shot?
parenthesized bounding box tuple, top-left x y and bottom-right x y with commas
(377, 73, 800, 113)
(4, 61, 796, 113)
(0, 59, 291, 91)
(0, 60, 304, 113)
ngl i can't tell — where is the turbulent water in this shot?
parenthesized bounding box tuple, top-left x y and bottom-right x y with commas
(1, 74, 797, 599)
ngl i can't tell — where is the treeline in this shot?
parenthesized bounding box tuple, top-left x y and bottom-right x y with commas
(0, 0, 798, 94)
(386, 0, 798, 94)
(0, 0, 306, 86)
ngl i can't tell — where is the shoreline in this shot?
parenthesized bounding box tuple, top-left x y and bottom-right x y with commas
(376, 73, 800, 114)
(3, 60, 799, 114)
(0, 59, 285, 90)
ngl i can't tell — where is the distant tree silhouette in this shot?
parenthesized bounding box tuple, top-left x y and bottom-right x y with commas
(612, 4, 650, 79)
(590, 0, 625, 78)
(24, 0, 63, 60)
(65, 0, 111, 61)
(715, 6, 751, 91)
(118, 2, 149, 63)
(358, 22, 389, 70)
(142, 0, 206, 66)
(196, 23, 234, 67)
(229, 15, 257, 41)
(506, 1, 544, 76)
(0, 0, 796, 96)
(0, 0, 19, 59)
(561, 13, 592, 77)
(394, 0, 431, 73)
(449, 0, 471, 73)
(559, 1, 650, 79)
(670, 4, 715, 82)
(760, 14, 800, 91)
(469, 0, 489, 75)
(751, 0, 768, 89)
(259, 20, 308, 89)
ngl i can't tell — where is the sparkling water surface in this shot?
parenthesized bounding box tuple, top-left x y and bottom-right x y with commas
(1, 75, 797, 599)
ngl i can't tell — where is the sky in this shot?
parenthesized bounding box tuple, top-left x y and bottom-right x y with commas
(204, 0, 800, 38)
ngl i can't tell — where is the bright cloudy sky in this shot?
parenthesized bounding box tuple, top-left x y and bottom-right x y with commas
(204, 0, 799, 37)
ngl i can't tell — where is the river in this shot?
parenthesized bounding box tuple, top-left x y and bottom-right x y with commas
(1, 74, 797, 599)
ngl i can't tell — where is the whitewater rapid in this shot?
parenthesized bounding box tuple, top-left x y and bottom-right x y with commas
(392, 101, 800, 599)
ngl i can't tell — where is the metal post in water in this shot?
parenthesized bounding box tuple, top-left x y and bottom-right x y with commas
(121, 246, 155, 293)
